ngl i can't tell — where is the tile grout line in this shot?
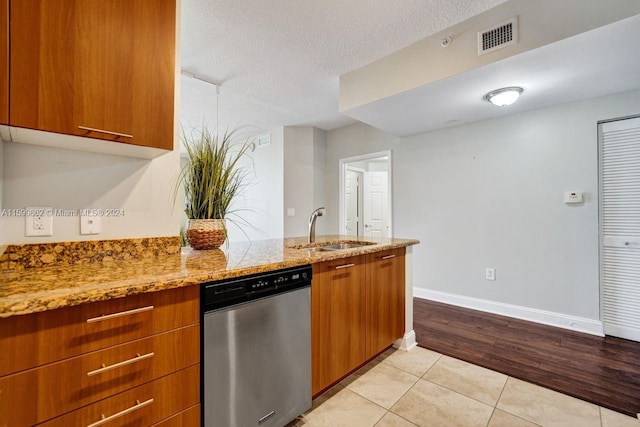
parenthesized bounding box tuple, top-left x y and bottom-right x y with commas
(502, 377, 546, 427)
(352, 352, 437, 426)
(599, 406, 604, 427)
(418, 355, 507, 411)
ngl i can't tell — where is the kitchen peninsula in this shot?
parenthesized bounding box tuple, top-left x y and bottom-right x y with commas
(0, 235, 418, 426)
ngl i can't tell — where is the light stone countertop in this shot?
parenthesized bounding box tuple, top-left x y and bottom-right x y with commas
(0, 236, 419, 318)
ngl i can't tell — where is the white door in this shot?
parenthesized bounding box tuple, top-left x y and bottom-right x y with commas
(345, 170, 359, 237)
(600, 117, 640, 342)
(363, 171, 389, 239)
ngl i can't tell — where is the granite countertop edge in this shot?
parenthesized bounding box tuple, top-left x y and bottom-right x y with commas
(0, 237, 419, 318)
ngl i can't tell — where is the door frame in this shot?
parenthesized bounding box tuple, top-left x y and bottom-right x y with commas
(339, 150, 392, 239)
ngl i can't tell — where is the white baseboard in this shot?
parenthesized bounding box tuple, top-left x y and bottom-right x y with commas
(393, 330, 417, 351)
(414, 288, 604, 336)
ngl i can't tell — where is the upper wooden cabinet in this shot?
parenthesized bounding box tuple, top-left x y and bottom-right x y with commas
(9, 0, 176, 150)
(0, 0, 7, 125)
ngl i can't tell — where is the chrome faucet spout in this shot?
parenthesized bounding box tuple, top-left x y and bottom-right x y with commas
(308, 207, 326, 244)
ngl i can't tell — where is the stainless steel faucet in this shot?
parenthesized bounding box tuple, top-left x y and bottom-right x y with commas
(308, 207, 326, 244)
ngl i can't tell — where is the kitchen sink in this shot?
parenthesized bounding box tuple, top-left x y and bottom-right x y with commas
(320, 243, 371, 250)
(290, 240, 377, 251)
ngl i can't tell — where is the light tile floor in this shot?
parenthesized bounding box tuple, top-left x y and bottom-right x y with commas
(289, 346, 640, 427)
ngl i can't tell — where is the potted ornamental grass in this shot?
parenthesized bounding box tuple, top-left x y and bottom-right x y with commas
(179, 126, 252, 250)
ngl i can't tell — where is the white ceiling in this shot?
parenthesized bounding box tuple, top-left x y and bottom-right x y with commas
(345, 13, 640, 136)
(179, 0, 508, 137)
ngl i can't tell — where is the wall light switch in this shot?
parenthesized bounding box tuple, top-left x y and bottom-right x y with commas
(80, 215, 101, 235)
(563, 191, 583, 204)
(287, 208, 296, 217)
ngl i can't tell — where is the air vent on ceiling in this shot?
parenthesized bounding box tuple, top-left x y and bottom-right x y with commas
(478, 17, 518, 55)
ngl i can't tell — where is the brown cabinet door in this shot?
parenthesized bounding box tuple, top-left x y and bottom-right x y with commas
(9, 0, 175, 149)
(0, 0, 7, 124)
(311, 256, 366, 395)
(365, 248, 406, 359)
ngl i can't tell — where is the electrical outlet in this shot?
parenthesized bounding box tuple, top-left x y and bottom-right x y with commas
(485, 268, 496, 281)
(25, 207, 53, 237)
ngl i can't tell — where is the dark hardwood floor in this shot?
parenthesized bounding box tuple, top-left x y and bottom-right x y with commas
(414, 298, 640, 417)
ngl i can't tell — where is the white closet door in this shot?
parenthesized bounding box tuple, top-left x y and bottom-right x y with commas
(600, 116, 640, 341)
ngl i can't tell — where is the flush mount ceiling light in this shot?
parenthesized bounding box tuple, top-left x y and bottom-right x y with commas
(484, 86, 523, 106)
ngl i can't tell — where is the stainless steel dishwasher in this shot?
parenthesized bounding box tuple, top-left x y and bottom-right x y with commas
(201, 265, 312, 427)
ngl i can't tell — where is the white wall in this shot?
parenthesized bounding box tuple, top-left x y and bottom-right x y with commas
(313, 127, 327, 236)
(227, 128, 284, 242)
(283, 126, 326, 238)
(326, 90, 640, 322)
(3, 142, 181, 243)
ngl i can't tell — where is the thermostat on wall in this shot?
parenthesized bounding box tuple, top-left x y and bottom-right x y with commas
(563, 191, 583, 204)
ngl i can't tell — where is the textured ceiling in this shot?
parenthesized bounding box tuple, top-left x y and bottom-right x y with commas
(345, 14, 640, 136)
(180, 0, 508, 136)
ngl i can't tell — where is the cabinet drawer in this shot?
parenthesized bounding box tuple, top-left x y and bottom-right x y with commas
(151, 404, 200, 427)
(0, 325, 199, 427)
(365, 247, 405, 263)
(312, 254, 364, 274)
(38, 366, 200, 427)
(0, 285, 198, 376)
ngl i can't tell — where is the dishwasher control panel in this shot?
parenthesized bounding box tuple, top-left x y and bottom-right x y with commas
(202, 265, 312, 311)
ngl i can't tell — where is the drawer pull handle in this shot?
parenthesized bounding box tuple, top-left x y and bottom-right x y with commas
(78, 125, 133, 139)
(335, 263, 355, 270)
(87, 305, 154, 323)
(87, 352, 155, 377)
(382, 254, 396, 260)
(87, 398, 154, 427)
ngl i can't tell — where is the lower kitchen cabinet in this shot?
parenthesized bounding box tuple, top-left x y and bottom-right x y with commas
(366, 247, 406, 359)
(37, 365, 200, 427)
(311, 248, 406, 396)
(0, 286, 200, 427)
(151, 404, 201, 426)
(311, 255, 366, 395)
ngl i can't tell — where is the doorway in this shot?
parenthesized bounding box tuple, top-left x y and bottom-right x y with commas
(339, 151, 392, 239)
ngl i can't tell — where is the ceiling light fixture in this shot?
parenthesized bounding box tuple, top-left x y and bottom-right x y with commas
(484, 86, 523, 106)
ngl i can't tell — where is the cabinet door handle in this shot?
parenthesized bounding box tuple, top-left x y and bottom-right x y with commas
(86, 305, 154, 323)
(335, 263, 355, 270)
(78, 125, 133, 139)
(381, 254, 396, 260)
(87, 398, 154, 427)
(87, 352, 154, 377)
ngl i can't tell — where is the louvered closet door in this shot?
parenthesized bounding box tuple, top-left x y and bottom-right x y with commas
(600, 116, 640, 341)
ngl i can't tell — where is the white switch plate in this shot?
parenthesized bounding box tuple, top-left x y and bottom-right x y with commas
(80, 215, 102, 235)
(287, 208, 296, 217)
(25, 207, 53, 237)
(563, 191, 583, 203)
(485, 268, 496, 281)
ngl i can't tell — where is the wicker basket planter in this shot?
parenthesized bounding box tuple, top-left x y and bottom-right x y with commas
(186, 218, 226, 250)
